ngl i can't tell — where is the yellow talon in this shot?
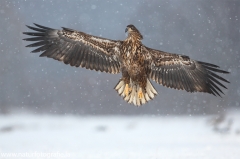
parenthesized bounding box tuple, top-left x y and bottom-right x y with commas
(128, 87, 132, 92)
(124, 84, 130, 96)
(138, 88, 144, 99)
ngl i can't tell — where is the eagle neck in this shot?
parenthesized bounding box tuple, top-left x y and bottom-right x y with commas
(123, 34, 142, 55)
(125, 33, 142, 46)
(127, 32, 142, 41)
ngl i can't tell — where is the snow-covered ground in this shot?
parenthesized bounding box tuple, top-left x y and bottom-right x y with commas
(0, 112, 239, 159)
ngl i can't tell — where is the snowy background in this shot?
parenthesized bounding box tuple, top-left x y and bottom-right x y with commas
(0, 111, 240, 159)
(0, 0, 239, 115)
(0, 0, 240, 158)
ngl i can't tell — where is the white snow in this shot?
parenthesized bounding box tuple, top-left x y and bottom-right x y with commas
(0, 112, 239, 159)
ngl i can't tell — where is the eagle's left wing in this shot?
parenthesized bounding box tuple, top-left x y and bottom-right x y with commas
(23, 23, 122, 74)
(144, 47, 230, 96)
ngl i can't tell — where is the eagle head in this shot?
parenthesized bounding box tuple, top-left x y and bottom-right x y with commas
(125, 24, 143, 39)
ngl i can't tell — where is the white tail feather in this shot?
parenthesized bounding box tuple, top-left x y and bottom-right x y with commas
(145, 93, 150, 101)
(114, 78, 158, 106)
(118, 85, 124, 95)
(147, 79, 158, 94)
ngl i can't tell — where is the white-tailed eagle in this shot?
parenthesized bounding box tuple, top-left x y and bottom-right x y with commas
(23, 24, 229, 106)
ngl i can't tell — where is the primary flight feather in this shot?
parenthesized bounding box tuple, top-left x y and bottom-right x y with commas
(23, 23, 230, 106)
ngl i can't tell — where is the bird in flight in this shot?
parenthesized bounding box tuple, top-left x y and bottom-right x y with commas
(23, 24, 229, 106)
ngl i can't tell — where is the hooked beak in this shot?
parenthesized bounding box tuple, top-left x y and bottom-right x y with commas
(125, 27, 128, 33)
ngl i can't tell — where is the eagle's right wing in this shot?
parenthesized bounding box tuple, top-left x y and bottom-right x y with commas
(144, 47, 230, 96)
(23, 23, 122, 74)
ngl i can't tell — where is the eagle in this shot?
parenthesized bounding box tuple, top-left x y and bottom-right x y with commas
(23, 24, 229, 106)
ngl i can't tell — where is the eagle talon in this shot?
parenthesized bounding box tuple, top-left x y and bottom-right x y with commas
(128, 87, 132, 92)
(124, 84, 131, 96)
(138, 88, 144, 99)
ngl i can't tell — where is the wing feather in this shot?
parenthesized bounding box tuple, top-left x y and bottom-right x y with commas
(152, 69, 157, 82)
(145, 47, 229, 96)
(40, 46, 57, 57)
(94, 55, 100, 71)
(106, 57, 112, 73)
(111, 61, 117, 74)
(197, 61, 219, 68)
(98, 55, 104, 72)
(76, 45, 85, 67)
(161, 68, 165, 86)
(26, 25, 46, 32)
(171, 69, 177, 89)
(158, 68, 163, 86)
(81, 49, 88, 68)
(179, 69, 188, 91)
(23, 23, 121, 74)
(176, 68, 184, 90)
(23, 37, 45, 42)
(189, 70, 202, 91)
(54, 42, 69, 59)
(168, 69, 173, 88)
(208, 75, 227, 89)
(26, 41, 45, 47)
(64, 44, 77, 65)
(33, 23, 54, 30)
(150, 69, 154, 80)
(209, 80, 223, 95)
(85, 51, 91, 69)
(182, 68, 193, 92)
(59, 43, 74, 60)
(90, 51, 95, 70)
(208, 71, 229, 83)
(156, 69, 160, 83)
(165, 68, 170, 87)
(163, 68, 168, 87)
(103, 56, 108, 73)
(23, 32, 45, 36)
(69, 45, 80, 66)
(31, 45, 49, 53)
(109, 59, 114, 73)
(111, 59, 117, 73)
(88, 50, 94, 70)
(63, 43, 77, 61)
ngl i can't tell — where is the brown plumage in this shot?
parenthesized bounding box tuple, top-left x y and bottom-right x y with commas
(23, 23, 230, 106)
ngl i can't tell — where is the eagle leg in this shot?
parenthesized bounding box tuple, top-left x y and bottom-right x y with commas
(124, 84, 131, 96)
(138, 87, 144, 99)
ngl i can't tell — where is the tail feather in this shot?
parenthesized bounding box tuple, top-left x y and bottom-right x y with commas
(114, 78, 158, 106)
(115, 80, 124, 90)
(118, 85, 125, 95)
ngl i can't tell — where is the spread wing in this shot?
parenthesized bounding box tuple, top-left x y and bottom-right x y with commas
(23, 23, 122, 74)
(145, 47, 230, 96)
